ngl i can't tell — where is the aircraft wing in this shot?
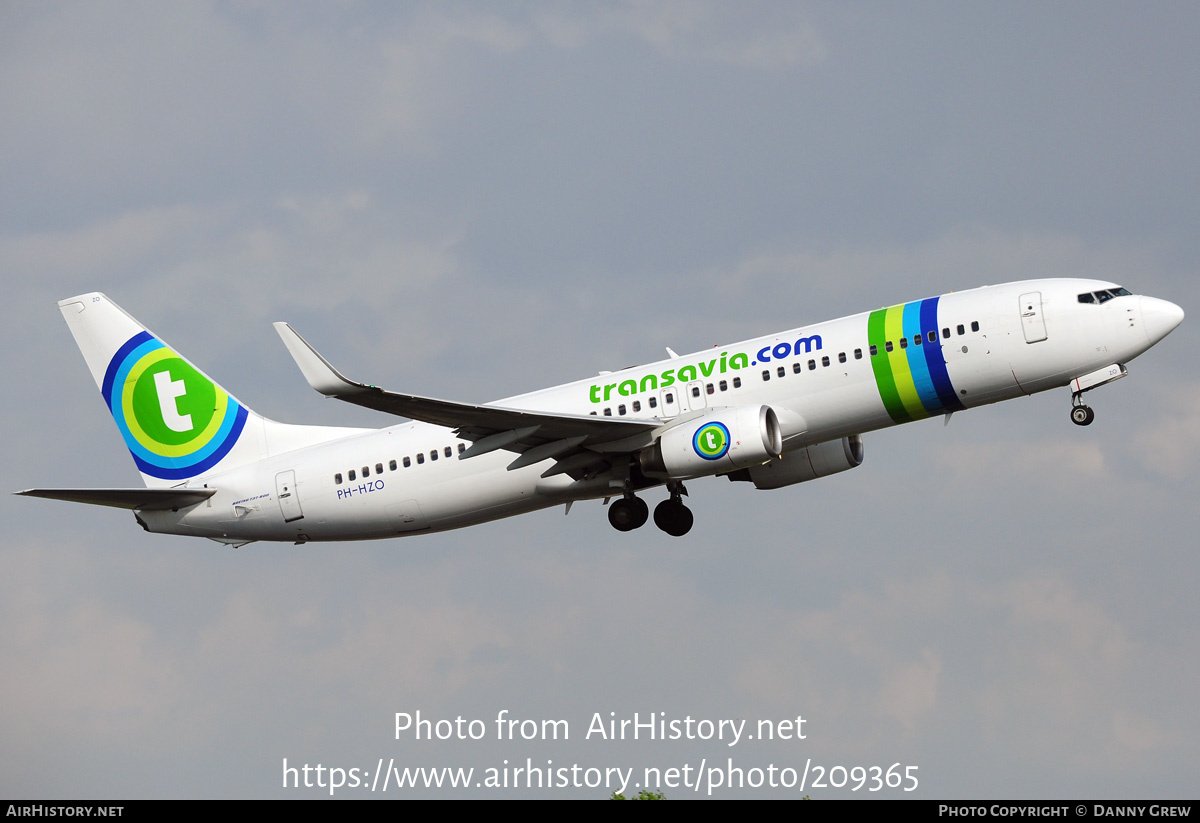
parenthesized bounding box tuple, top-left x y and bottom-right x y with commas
(16, 488, 217, 510)
(274, 323, 660, 471)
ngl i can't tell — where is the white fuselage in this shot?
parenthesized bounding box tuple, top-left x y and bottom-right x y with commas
(138, 279, 1178, 543)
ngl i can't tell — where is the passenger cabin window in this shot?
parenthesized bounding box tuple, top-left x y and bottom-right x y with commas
(971, 321, 980, 332)
(808, 359, 816, 370)
(899, 337, 907, 349)
(444, 447, 452, 458)
(854, 348, 862, 360)
(928, 331, 937, 343)
(362, 466, 369, 477)
(665, 392, 674, 403)
(349, 469, 357, 481)
(691, 386, 701, 398)
(403, 457, 411, 468)
(457, 443, 465, 454)
(793, 362, 802, 374)
(376, 463, 383, 474)
(838, 352, 847, 363)
(731, 378, 741, 389)
(822, 355, 830, 367)
(762, 370, 770, 381)
(719, 380, 727, 391)
(885, 341, 894, 353)
(335, 473, 343, 484)
(416, 453, 424, 465)
(707, 383, 715, 394)
(776, 366, 785, 378)
(869, 345, 878, 356)
(913, 334, 922, 346)
(389, 460, 397, 471)
(632, 400, 641, 412)
(648, 396, 658, 408)
(618, 404, 626, 415)
(430, 450, 437, 461)
(956, 324, 965, 336)
(942, 327, 950, 338)
(603, 408, 612, 416)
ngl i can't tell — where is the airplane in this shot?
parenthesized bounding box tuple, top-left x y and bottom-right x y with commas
(18, 279, 1183, 543)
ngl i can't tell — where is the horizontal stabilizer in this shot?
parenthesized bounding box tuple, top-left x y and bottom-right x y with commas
(16, 488, 216, 510)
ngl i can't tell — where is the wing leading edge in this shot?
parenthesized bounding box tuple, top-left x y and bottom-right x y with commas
(272, 322, 661, 475)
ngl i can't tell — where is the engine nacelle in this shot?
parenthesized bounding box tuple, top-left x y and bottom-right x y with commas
(727, 434, 864, 490)
(639, 405, 783, 481)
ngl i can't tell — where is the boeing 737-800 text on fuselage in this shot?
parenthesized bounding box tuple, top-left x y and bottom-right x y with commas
(19, 280, 1183, 542)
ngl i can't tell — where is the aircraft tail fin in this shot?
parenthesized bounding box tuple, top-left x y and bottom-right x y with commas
(58, 294, 367, 488)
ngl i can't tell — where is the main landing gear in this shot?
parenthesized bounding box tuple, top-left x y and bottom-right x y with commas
(607, 494, 648, 532)
(1070, 393, 1095, 426)
(606, 482, 693, 537)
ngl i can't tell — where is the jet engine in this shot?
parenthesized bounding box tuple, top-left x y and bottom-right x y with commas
(726, 434, 863, 490)
(639, 405, 783, 480)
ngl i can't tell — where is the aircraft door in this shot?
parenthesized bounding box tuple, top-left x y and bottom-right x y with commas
(685, 381, 707, 411)
(660, 388, 680, 417)
(1020, 292, 1048, 343)
(275, 470, 304, 522)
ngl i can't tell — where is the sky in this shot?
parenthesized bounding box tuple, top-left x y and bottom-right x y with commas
(2, 1, 1197, 799)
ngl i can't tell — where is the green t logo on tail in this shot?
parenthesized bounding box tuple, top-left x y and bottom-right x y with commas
(102, 331, 248, 480)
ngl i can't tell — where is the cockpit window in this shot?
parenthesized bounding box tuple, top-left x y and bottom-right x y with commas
(1080, 287, 1132, 305)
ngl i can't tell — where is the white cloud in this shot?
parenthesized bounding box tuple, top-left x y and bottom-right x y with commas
(878, 648, 941, 731)
(534, 1, 827, 68)
(1130, 382, 1200, 480)
(0, 203, 227, 283)
(720, 227, 1163, 307)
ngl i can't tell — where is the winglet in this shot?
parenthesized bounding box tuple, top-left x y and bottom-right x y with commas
(273, 322, 367, 397)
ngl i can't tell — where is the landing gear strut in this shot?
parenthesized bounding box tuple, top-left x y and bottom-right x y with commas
(653, 482, 693, 537)
(1070, 393, 1095, 426)
(607, 494, 649, 531)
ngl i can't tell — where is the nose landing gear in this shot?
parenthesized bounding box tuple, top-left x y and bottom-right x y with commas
(1067, 364, 1128, 427)
(1070, 391, 1095, 426)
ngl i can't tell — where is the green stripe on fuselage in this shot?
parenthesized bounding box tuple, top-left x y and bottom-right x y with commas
(869, 304, 935, 422)
(868, 309, 908, 423)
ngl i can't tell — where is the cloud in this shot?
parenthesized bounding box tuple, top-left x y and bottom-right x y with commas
(1130, 382, 1200, 480)
(718, 227, 1164, 308)
(878, 649, 941, 731)
(534, 1, 827, 68)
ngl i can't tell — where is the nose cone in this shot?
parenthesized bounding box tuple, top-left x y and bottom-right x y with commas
(1141, 296, 1185, 345)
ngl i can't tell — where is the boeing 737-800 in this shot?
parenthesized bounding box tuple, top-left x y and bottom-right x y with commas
(19, 280, 1183, 542)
